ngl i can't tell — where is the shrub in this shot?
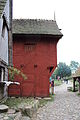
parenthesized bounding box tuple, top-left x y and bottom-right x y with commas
(8, 66, 27, 81)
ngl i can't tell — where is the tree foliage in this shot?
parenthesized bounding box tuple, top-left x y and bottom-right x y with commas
(70, 61, 80, 73)
(52, 62, 71, 79)
(8, 66, 27, 81)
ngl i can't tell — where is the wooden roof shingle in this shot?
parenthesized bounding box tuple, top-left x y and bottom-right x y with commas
(72, 67, 80, 78)
(12, 19, 63, 36)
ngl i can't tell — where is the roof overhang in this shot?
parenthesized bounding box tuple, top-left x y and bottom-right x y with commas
(13, 33, 63, 40)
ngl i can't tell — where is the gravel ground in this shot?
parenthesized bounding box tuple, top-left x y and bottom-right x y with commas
(32, 81, 80, 120)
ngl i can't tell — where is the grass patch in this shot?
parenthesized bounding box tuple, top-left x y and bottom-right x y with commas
(67, 87, 73, 92)
(67, 86, 78, 92)
(54, 79, 62, 86)
(3, 95, 54, 109)
(39, 95, 54, 107)
(4, 97, 35, 109)
(77, 93, 80, 96)
(75, 81, 79, 88)
(39, 99, 48, 107)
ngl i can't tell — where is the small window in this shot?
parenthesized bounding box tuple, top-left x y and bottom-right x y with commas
(24, 43, 36, 52)
(47, 66, 54, 73)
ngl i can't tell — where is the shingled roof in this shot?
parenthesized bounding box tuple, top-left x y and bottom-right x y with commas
(0, 0, 7, 17)
(72, 67, 80, 78)
(12, 19, 63, 36)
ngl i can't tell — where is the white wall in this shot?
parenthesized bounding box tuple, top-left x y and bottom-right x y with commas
(0, 0, 9, 65)
(0, 22, 8, 64)
(2, 0, 9, 28)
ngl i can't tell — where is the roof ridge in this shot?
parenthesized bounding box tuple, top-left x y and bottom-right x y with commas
(13, 18, 55, 22)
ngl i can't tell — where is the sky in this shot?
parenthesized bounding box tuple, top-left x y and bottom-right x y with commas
(13, 0, 80, 65)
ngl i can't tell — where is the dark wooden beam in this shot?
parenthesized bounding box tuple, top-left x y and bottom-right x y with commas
(73, 78, 76, 92)
(78, 78, 80, 93)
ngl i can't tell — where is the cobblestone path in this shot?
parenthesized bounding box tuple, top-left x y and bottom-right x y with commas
(32, 81, 80, 120)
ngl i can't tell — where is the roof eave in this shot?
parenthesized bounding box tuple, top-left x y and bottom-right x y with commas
(13, 33, 63, 38)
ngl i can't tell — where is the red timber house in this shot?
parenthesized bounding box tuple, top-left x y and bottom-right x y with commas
(8, 19, 63, 97)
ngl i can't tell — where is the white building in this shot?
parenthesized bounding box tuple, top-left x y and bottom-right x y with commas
(0, 0, 12, 99)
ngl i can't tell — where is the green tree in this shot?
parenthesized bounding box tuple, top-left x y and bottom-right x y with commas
(51, 67, 58, 79)
(70, 61, 80, 73)
(52, 62, 71, 79)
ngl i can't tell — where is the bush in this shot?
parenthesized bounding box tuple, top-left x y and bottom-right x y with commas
(8, 66, 27, 81)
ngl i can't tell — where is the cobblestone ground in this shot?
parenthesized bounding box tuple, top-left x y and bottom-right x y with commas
(32, 81, 80, 120)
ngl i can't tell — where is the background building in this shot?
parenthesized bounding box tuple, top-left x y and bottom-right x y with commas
(8, 19, 63, 97)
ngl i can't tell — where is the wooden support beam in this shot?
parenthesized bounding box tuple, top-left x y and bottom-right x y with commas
(73, 78, 76, 92)
(78, 78, 80, 93)
(79, 82, 80, 93)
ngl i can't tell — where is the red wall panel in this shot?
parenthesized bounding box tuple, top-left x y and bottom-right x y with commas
(8, 36, 58, 97)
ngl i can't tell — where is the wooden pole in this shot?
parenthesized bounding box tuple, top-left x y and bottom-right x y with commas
(78, 78, 80, 93)
(73, 78, 76, 92)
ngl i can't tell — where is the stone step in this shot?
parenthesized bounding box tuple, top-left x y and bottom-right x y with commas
(0, 104, 9, 113)
(7, 108, 16, 114)
(18, 100, 39, 118)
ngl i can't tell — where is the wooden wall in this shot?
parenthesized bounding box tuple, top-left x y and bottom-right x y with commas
(8, 35, 58, 97)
